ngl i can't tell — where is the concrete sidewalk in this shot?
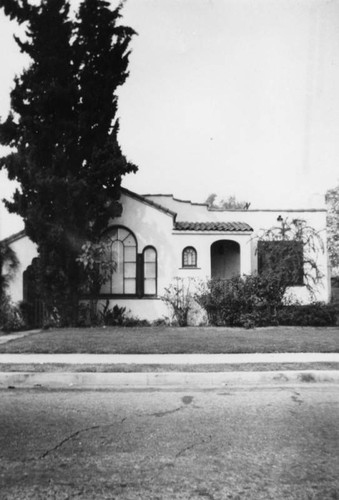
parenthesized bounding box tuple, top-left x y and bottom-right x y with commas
(0, 352, 339, 389)
(0, 329, 40, 345)
(1, 352, 339, 364)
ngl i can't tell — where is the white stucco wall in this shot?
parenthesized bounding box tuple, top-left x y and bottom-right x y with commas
(101, 193, 175, 320)
(171, 232, 253, 281)
(144, 194, 210, 221)
(171, 207, 329, 305)
(110, 192, 176, 294)
(144, 195, 329, 303)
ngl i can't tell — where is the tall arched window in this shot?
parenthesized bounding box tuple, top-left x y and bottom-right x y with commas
(143, 246, 157, 295)
(182, 246, 197, 268)
(101, 227, 137, 295)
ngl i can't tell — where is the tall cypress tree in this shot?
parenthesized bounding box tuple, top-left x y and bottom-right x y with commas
(0, 0, 137, 324)
(74, 0, 137, 236)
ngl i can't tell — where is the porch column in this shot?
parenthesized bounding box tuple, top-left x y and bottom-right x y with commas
(239, 237, 252, 275)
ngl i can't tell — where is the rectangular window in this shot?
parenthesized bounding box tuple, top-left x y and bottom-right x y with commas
(124, 246, 136, 262)
(124, 262, 137, 278)
(124, 279, 136, 294)
(144, 279, 156, 295)
(258, 240, 304, 286)
(144, 262, 156, 278)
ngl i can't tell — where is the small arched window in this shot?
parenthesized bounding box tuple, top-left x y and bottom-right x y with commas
(101, 226, 137, 295)
(182, 246, 197, 268)
(143, 246, 157, 295)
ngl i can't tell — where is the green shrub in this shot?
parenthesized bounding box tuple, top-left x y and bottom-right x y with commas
(122, 317, 151, 327)
(152, 317, 171, 327)
(78, 300, 152, 327)
(276, 303, 338, 326)
(196, 275, 338, 327)
(0, 294, 25, 333)
(195, 275, 285, 327)
(100, 303, 151, 327)
(100, 303, 127, 326)
(162, 277, 196, 326)
(77, 302, 127, 327)
(19, 300, 34, 328)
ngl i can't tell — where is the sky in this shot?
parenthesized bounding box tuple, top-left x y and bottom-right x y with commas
(1, 0, 339, 239)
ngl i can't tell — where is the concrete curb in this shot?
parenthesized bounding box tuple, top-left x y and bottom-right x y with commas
(1, 353, 339, 364)
(1, 370, 339, 389)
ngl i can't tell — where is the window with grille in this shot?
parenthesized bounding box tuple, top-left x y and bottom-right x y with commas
(143, 247, 157, 295)
(101, 227, 137, 295)
(182, 246, 197, 268)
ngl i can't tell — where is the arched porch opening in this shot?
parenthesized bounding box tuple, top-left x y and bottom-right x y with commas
(210, 240, 240, 279)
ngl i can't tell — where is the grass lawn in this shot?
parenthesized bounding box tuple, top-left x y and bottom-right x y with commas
(0, 325, 338, 354)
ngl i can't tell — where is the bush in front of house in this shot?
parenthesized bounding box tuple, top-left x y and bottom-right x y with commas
(77, 301, 153, 327)
(0, 294, 25, 333)
(161, 277, 197, 326)
(276, 303, 338, 326)
(100, 303, 151, 327)
(195, 275, 338, 328)
(195, 274, 285, 328)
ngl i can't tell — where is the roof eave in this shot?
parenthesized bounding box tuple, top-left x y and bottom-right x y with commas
(0, 229, 26, 245)
(121, 187, 177, 219)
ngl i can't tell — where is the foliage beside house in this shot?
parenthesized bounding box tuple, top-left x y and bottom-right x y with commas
(326, 184, 339, 279)
(0, 240, 24, 332)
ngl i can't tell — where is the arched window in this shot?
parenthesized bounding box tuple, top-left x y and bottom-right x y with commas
(101, 227, 137, 295)
(143, 247, 157, 295)
(182, 246, 197, 268)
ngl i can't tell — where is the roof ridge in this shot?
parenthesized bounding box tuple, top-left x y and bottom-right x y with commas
(121, 187, 177, 219)
(143, 193, 209, 207)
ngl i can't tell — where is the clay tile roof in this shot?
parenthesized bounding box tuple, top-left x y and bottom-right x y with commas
(174, 221, 253, 232)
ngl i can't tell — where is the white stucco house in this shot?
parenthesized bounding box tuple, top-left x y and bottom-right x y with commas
(2, 187, 330, 323)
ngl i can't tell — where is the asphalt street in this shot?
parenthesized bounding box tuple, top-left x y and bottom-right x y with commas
(0, 385, 338, 499)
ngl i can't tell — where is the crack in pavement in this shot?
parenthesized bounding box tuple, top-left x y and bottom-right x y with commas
(34, 401, 201, 462)
(148, 406, 183, 418)
(39, 425, 101, 459)
(175, 435, 212, 458)
(38, 417, 127, 460)
(133, 405, 187, 419)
